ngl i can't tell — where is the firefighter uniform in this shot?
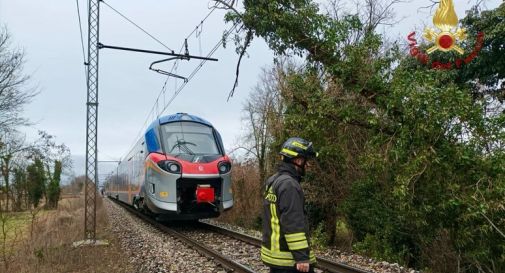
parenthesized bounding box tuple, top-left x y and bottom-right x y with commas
(261, 162, 316, 271)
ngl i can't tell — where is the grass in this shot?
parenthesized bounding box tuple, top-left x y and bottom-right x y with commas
(2, 212, 30, 240)
(1, 197, 133, 273)
(1, 210, 53, 243)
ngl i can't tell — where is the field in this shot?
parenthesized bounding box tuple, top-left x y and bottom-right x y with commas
(0, 197, 132, 273)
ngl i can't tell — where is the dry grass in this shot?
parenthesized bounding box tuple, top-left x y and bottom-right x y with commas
(2, 196, 133, 273)
(218, 162, 263, 229)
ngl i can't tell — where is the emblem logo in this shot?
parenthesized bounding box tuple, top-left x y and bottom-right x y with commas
(424, 0, 466, 55)
(407, 0, 484, 69)
(198, 166, 204, 172)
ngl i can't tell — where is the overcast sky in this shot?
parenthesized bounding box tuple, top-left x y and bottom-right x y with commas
(0, 0, 501, 181)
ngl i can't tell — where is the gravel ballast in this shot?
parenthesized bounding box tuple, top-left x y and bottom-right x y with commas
(203, 219, 421, 273)
(106, 199, 420, 273)
(173, 225, 270, 273)
(105, 199, 228, 273)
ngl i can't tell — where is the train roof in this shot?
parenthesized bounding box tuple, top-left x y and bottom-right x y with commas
(148, 113, 213, 130)
(160, 113, 213, 126)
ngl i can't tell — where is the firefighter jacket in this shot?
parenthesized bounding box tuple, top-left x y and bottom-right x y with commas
(261, 162, 316, 268)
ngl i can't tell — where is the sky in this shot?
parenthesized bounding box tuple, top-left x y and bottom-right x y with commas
(0, 0, 501, 183)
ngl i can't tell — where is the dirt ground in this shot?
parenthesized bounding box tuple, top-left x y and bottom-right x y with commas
(1, 196, 133, 273)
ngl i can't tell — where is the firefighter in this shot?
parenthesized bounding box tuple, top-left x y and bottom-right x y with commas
(261, 137, 318, 273)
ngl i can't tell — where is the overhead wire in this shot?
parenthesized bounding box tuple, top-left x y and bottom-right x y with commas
(158, 6, 219, 102)
(95, 0, 181, 158)
(122, 2, 243, 160)
(160, 23, 241, 115)
(134, 22, 239, 147)
(124, 5, 223, 154)
(75, 0, 88, 80)
(156, 6, 223, 114)
(101, 0, 174, 52)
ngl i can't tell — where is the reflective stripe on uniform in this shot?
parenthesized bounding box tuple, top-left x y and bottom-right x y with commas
(270, 203, 280, 252)
(287, 240, 309, 250)
(285, 232, 306, 242)
(265, 203, 297, 266)
(285, 232, 309, 250)
(262, 246, 294, 259)
(261, 246, 296, 266)
(310, 252, 316, 262)
(261, 253, 296, 266)
(261, 246, 316, 265)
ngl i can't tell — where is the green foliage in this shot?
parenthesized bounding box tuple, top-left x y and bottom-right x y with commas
(12, 168, 27, 211)
(233, 1, 505, 271)
(26, 159, 46, 208)
(46, 161, 61, 209)
(310, 222, 329, 249)
(353, 234, 408, 265)
(457, 3, 505, 100)
(34, 248, 44, 261)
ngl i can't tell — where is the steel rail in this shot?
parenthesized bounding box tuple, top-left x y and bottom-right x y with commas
(196, 222, 373, 273)
(109, 198, 256, 273)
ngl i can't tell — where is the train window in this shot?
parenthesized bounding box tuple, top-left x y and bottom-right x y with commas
(161, 122, 220, 156)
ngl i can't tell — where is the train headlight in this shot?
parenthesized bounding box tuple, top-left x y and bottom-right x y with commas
(169, 163, 179, 173)
(218, 161, 231, 174)
(158, 160, 182, 174)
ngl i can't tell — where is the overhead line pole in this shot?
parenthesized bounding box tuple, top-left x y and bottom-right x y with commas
(84, 0, 100, 241)
(78, 0, 218, 243)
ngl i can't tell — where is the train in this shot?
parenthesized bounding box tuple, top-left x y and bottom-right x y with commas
(105, 113, 233, 220)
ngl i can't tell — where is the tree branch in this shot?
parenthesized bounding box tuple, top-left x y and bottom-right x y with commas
(211, 0, 243, 19)
(228, 30, 253, 100)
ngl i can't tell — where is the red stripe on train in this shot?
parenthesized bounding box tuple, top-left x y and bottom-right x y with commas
(148, 153, 167, 163)
(148, 153, 230, 175)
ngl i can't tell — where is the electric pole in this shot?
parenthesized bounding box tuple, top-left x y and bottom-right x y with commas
(84, 0, 100, 240)
(76, 0, 217, 243)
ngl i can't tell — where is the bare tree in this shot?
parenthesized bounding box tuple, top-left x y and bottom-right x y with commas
(32, 131, 72, 175)
(238, 62, 293, 183)
(0, 26, 36, 211)
(62, 175, 86, 195)
(326, 0, 409, 46)
(0, 130, 72, 212)
(0, 132, 31, 211)
(327, 0, 407, 28)
(0, 27, 35, 132)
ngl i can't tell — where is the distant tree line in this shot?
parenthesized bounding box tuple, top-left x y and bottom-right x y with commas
(221, 1, 505, 272)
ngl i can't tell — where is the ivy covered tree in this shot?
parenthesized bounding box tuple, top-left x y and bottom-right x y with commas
(457, 3, 505, 103)
(223, 1, 505, 272)
(46, 160, 61, 209)
(11, 168, 27, 211)
(26, 158, 45, 208)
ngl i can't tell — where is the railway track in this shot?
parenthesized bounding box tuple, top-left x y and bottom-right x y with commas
(110, 198, 255, 273)
(196, 222, 372, 273)
(111, 197, 372, 273)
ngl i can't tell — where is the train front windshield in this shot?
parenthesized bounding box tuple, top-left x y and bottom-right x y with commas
(161, 122, 221, 158)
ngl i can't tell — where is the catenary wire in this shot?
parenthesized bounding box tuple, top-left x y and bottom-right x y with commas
(75, 0, 88, 80)
(123, 22, 241, 158)
(158, 5, 219, 101)
(160, 23, 241, 114)
(101, 0, 174, 52)
(123, 5, 223, 156)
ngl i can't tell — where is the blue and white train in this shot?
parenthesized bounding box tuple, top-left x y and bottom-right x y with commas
(106, 113, 233, 220)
